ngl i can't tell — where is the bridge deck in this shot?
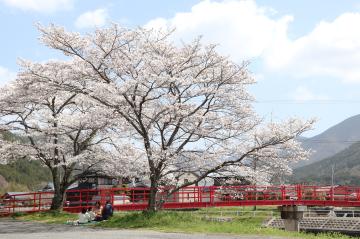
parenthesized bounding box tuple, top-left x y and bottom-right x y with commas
(1, 185, 360, 215)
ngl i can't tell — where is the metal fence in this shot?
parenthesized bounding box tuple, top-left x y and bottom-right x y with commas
(2, 185, 360, 216)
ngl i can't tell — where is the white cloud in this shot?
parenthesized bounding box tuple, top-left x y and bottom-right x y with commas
(145, 0, 292, 62)
(264, 13, 360, 83)
(0, 66, 16, 86)
(1, 0, 74, 13)
(291, 86, 329, 101)
(252, 73, 265, 82)
(75, 8, 108, 29)
(146, 1, 360, 83)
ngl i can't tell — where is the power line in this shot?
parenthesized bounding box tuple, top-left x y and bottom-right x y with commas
(300, 139, 360, 144)
(254, 100, 360, 104)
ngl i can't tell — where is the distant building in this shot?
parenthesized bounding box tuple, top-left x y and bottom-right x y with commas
(1, 192, 31, 200)
(76, 173, 119, 190)
(1, 192, 35, 206)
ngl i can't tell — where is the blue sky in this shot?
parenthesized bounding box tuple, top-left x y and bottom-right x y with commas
(1, 0, 360, 137)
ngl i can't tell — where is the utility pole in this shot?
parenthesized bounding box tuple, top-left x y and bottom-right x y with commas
(252, 157, 257, 211)
(331, 164, 335, 201)
(331, 164, 335, 186)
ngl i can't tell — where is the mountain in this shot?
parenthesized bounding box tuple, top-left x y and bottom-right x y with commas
(0, 158, 51, 192)
(291, 141, 360, 186)
(0, 174, 8, 188)
(0, 131, 51, 194)
(294, 114, 360, 168)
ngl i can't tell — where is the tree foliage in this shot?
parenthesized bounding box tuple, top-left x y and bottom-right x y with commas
(0, 24, 314, 211)
(0, 67, 121, 209)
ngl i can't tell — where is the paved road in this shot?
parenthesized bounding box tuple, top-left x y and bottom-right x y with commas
(0, 219, 290, 239)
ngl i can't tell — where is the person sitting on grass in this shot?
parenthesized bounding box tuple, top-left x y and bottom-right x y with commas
(101, 201, 113, 220)
(77, 207, 90, 224)
(87, 207, 96, 221)
(94, 201, 103, 221)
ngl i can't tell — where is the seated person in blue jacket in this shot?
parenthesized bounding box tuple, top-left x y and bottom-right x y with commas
(101, 201, 113, 220)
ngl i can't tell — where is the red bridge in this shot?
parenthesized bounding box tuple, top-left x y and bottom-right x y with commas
(1, 185, 360, 216)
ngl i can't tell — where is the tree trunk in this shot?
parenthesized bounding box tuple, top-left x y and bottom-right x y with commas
(50, 168, 65, 211)
(147, 176, 158, 212)
(51, 187, 65, 211)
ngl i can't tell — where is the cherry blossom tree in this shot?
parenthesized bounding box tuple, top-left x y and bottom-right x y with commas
(10, 24, 313, 212)
(0, 62, 126, 210)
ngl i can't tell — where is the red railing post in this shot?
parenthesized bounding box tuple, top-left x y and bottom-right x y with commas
(198, 186, 202, 203)
(210, 186, 214, 205)
(297, 185, 302, 201)
(111, 188, 114, 206)
(131, 188, 134, 203)
(33, 193, 36, 210)
(38, 192, 42, 211)
(79, 190, 83, 208)
(281, 185, 285, 200)
(102, 189, 105, 205)
(12, 195, 15, 214)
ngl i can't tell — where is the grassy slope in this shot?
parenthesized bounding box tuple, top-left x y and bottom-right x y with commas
(97, 211, 349, 239)
(15, 211, 78, 224)
(0, 159, 51, 194)
(0, 131, 52, 194)
(16, 208, 351, 239)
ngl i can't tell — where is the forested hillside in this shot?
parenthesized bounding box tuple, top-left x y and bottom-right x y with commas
(294, 114, 360, 168)
(292, 141, 360, 186)
(0, 131, 51, 194)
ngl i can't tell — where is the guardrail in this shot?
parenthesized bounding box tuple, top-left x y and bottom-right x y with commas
(0, 191, 54, 216)
(2, 185, 360, 216)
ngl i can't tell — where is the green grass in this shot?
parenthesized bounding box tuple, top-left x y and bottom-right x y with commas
(199, 205, 277, 211)
(197, 206, 280, 215)
(97, 210, 351, 239)
(14, 211, 77, 223)
(14, 209, 352, 239)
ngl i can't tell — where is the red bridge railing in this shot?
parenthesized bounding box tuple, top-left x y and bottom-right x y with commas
(2, 185, 360, 215)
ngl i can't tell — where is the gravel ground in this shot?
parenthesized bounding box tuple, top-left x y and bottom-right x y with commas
(0, 218, 290, 239)
(0, 218, 96, 234)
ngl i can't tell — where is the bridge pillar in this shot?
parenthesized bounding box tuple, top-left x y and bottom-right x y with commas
(279, 205, 307, 232)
